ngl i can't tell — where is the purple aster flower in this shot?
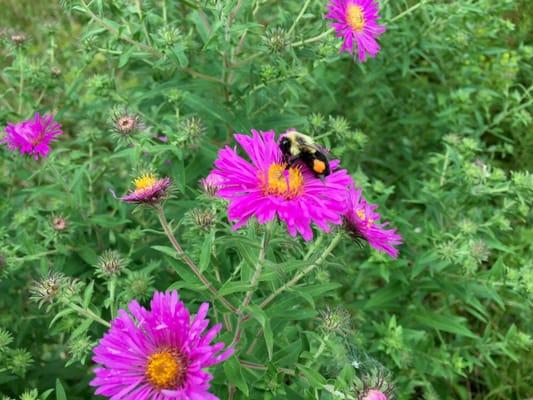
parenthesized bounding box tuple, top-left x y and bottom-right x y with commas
(91, 290, 233, 400)
(211, 129, 352, 241)
(343, 185, 402, 258)
(326, 0, 386, 61)
(2, 113, 62, 159)
(121, 173, 171, 205)
(364, 389, 388, 400)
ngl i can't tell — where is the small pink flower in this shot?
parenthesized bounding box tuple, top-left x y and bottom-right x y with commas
(344, 185, 402, 258)
(326, 0, 386, 61)
(200, 171, 226, 197)
(365, 389, 388, 400)
(91, 290, 233, 399)
(2, 113, 62, 159)
(121, 173, 171, 205)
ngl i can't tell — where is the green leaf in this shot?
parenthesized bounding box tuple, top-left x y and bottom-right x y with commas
(247, 305, 274, 360)
(413, 311, 479, 339)
(223, 357, 249, 396)
(56, 379, 67, 400)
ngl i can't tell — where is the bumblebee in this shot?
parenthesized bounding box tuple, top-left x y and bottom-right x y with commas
(279, 130, 331, 178)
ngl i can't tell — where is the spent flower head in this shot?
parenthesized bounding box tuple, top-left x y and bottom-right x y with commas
(30, 272, 68, 307)
(10, 32, 27, 46)
(319, 305, 352, 336)
(95, 250, 127, 278)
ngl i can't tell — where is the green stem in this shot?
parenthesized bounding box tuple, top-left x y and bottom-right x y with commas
(258, 231, 343, 310)
(293, 29, 334, 48)
(17, 49, 24, 114)
(288, 0, 313, 35)
(108, 278, 117, 319)
(231, 222, 273, 345)
(135, 0, 152, 45)
(67, 302, 110, 328)
(156, 205, 239, 314)
(390, 0, 428, 23)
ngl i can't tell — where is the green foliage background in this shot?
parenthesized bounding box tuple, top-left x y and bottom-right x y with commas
(0, 0, 532, 399)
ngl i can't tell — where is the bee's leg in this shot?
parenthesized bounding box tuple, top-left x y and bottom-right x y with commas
(285, 156, 298, 169)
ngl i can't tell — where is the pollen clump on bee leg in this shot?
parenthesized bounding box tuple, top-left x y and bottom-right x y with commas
(313, 159, 327, 174)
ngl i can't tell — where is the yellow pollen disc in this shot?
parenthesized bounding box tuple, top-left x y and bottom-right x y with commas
(346, 4, 365, 32)
(133, 174, 157, 191)
(356, 209, 374, 226)
(262, 163, 304, 199)
(145, 350, 186, 390)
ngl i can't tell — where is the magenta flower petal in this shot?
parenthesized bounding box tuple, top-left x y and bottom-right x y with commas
(365, 389, 389, 400)
(2, 113, 62, 159)
(325, 0, 386, 61)
(210, 129, 352, 241)
(90, 290, 233, 400)
(343, 185, 402, 258)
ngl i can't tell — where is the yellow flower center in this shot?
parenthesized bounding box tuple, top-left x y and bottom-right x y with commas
(134, 174, 157, 191)
(357, 209, 374, 226)
(346, 4, 365, 32)
(145, 350, 187, 390)
(261, 163, 304, 199)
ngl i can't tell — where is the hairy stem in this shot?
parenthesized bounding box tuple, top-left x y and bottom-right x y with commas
(258, 231, 343, 310)
(293, 28, 334, 48)
(156, 205, 239, 314)
(288, 0, 313, 35)
(67, 302, 111, 328)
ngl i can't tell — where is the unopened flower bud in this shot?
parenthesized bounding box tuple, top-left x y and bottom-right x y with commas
(52, 216, 68, 231)
(30, 272, 66, 307)
(95, 250, 127, 278)
(191, 208, 216, 231)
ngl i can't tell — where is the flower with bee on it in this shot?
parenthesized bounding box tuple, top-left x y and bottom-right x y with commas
(210, 130, 352, 241)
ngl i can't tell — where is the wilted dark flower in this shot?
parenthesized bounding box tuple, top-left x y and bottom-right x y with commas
(10, 32, 27, 45)
(112, 110, 144, 136)
(95, 250, 127, 278)
(263, 27, 290, 53)
(191, 208, 216, 231)
(51, 66, 62, 77)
